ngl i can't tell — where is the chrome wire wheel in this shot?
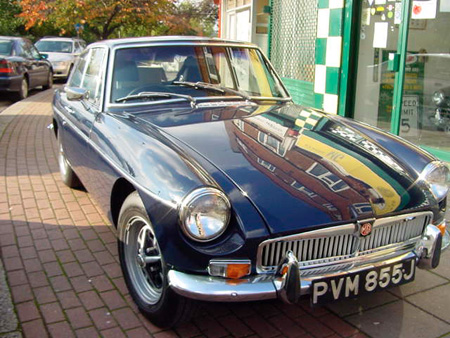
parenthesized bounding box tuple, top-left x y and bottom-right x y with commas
(124, 216, 164, 305)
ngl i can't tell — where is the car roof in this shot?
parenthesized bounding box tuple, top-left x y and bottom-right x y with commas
(89, 36, 255, 49)
(0, 36, 27, 42)
(37, 37, 82, 42)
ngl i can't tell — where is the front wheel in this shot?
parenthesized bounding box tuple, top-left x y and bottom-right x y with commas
(118, 192, 196, 328)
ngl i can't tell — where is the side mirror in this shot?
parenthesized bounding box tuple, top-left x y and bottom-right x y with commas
(40, 53, 49, 59)
(65, 86, 88, 101)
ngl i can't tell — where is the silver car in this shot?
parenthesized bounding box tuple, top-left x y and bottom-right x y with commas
(35, 37, 86, 79)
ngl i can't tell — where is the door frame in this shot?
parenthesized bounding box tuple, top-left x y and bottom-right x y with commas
(342, 0, 412, 135)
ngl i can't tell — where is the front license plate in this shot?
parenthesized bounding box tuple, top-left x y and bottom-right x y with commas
(311, 258, 415, 305)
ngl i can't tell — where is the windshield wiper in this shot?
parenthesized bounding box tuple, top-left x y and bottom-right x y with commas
(173, 81, 251, 101)
(116, 91, 196, 107)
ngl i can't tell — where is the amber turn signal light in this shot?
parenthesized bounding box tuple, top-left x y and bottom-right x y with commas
(437, 222, 447, 236)
(226, 264, 251, 279)
(208, 259, 251, 279)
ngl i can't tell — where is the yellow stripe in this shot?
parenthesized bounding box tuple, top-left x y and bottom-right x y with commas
(296, 135, 401, 214)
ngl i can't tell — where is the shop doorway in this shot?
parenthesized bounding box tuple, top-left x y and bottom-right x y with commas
(353, 1, 406, 131)
(399, 0, 450, 160)
(352, 0, 450, 161)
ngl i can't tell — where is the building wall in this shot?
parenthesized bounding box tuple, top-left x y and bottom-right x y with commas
(220, 0, 347, 114)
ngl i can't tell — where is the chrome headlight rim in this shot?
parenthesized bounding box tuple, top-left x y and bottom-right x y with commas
(179, 187, 231, 242)
(419, 161, 450, 202)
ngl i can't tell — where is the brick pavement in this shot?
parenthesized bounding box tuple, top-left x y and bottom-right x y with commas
(0, 88, 449, 338)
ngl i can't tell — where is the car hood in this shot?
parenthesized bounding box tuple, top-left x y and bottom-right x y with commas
(133, 102, 434, 236)
(43, 53, 74, 62)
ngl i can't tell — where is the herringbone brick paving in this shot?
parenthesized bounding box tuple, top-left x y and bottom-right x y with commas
(2, 88, 449, 337)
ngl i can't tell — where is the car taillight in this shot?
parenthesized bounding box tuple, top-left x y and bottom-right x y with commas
(0, 60, 14, 74)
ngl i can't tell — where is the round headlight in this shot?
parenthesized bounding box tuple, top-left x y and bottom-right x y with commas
(179, 187, 231, 242)
(419, 161, 450, 202)
(433, 91, 445, 106)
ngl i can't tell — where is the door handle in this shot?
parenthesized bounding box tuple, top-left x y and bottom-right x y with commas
(66, 106, 75, 115)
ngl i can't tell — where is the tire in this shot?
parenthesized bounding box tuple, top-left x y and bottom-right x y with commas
(13, 77, 28, 102)
(118, 192, 196, 328)
(57, 134, 82, 188)
(43, 70, 53, 90)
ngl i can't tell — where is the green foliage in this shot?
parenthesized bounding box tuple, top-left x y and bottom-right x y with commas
(0, 0, 24, 36)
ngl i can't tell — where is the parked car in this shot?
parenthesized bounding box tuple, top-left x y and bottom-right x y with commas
(35, 37, 86, 80)
(52, 36, 449, 328)
(0, 36, 53, 101)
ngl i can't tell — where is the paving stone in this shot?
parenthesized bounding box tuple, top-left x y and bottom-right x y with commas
(388, 268, 448, 298)
(101, 327, 127, 338)
(346, 300, 450, 338)
(57, 290, 82, 310)
(75, 326, 99, 338)
(16, 301, 40, 322)
(112, 308, 141, 330)
(100, 290, 127, 311)
(326, 291, 398, 317)
(79, 291, 104, 310)
(21, 319, 48, 338)
(406, 284, 450, 323)
(89, 308, 117, 331)
(34, 286, 57, 305)
(65, 307, 93, 329)
(40, 302, 65, 324)
(48, 321, 75, 338)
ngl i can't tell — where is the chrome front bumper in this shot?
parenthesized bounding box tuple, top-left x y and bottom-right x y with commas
(168, 224, 447, 303)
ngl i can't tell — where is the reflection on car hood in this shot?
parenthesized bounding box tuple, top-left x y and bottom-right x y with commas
(135, 102, 433, 235)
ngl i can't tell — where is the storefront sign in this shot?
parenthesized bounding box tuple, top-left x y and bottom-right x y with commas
(411, 0, 437, 19)
(400, 95, 419, 137)
(378, 51, 424, 128)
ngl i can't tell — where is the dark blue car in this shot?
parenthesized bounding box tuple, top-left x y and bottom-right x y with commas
(0, 36, 53, 101)
(52, 36, 449, 328)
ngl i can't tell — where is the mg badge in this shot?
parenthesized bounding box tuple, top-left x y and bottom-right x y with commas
(360, 222, 373, 237)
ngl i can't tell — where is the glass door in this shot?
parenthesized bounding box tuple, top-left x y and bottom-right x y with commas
(353, 0, 408, 131)
(398, 0, 450, 161)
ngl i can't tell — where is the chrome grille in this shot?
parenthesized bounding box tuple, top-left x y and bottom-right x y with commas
(257, 212, 432, 272)
(359, 214, 430, 254)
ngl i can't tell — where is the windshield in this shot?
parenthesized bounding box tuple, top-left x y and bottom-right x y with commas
(0, 40, 13, 56)
(35, 40, 73, 53)
(111, 45, 288, 103)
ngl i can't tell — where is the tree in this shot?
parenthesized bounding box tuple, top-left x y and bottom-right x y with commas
(17, 0, 176, 40)
(0, 0, 24, 36)
(163, 0, 218, 37)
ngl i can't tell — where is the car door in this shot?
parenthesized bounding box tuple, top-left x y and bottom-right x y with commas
(15, 40, 35, 86)
(58, 47, 107, 181)
(28, 42, 49, 85)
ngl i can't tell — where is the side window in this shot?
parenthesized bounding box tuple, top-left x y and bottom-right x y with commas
(74, 42, 81, 53)
(81, 48, 106, 106)
(29, 44, 41, 59)
(19, 41, 33, 58)
(68, 50, 89, 88)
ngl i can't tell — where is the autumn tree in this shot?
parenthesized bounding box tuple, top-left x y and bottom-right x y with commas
(164, 0, 218, 37)
(17, 0, 176, 40)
